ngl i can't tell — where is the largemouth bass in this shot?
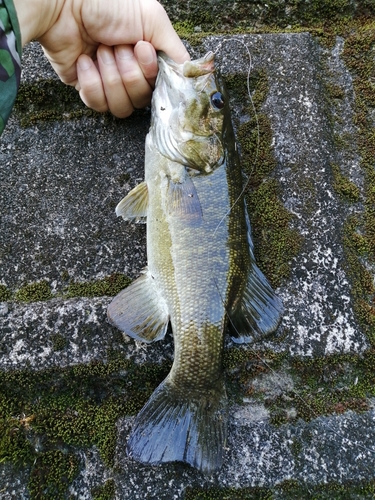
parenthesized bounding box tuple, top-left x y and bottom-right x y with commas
(108, 51, 283, 473)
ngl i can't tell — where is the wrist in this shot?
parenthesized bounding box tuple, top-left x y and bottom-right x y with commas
(12, 0, 63, 46)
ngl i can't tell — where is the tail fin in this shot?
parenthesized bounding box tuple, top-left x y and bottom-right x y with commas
(127, 378, 228, 473)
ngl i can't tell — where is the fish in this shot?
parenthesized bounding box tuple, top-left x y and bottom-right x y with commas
(107, 51, 283, 473)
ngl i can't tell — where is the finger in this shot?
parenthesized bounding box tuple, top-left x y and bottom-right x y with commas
(114, 44, 153, 109)
(97, 45, 134, 118)
(76, 54, 108, 113)
(133, 41, 158, 88)
(141, 2, 190, 64)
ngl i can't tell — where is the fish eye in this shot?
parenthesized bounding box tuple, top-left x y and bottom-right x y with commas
(210, 91, 225, 110)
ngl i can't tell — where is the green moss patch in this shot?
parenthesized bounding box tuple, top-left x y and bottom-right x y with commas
(226, 71, 303, 287)
(340, 25, 375, 344)
(65, 273, 132, 299)
(2, 273, 132, 304)
(91, 479, 116, 500)
(28, 450, 80, 500)
(269, 351, 375, 424)
(185, 479, 375, 499)
(0, 284, 12, 301)
(14, 80, 97, 126)
(167, 0, 375, 37)
(0, 358, 171, 498)
(14, 280, 53, 303)
(331, 163, 360, 203)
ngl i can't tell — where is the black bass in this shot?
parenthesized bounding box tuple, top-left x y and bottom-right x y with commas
(108, 51, 283, 473)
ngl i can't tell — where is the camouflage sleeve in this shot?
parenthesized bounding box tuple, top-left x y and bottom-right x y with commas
(0, 0, 22, 135)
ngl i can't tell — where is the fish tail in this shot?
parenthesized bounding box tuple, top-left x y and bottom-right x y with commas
(127, 377, 228, 473)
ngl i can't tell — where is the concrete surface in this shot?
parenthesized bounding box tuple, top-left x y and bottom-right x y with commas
(1, 31, 374, 499)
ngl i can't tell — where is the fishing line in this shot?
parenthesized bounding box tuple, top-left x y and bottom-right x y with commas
(211, 37, 260, 240)
(210, 38, 375, 466)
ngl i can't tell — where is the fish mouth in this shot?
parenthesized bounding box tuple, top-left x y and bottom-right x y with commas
(158, 51, 215, 78)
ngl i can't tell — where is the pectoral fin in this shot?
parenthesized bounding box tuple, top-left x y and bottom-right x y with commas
(228, 264, 283, 343)
(116, 181, 148, 222)
(167, 176, 203, 222)
(107, 269, 169, 343)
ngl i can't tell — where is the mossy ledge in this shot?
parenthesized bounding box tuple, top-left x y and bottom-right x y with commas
(341, 25, 375, 345)
(226, 70, 303, 288)
(1, 273, 131, 303)
(14, 80, 97, 126)
(184, 478, 375, 499)
(0, 358, 171, 498)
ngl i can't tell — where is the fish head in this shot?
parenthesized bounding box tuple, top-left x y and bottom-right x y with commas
(151, 51, 228, 174)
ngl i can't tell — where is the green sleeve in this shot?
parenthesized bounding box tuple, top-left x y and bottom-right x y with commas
(0, 0, 22, 135)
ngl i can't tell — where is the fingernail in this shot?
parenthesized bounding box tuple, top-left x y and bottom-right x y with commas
(99, 48, 115, 65)
(136, 41, 155, 65)
(116, 46, 134, 61)
(78, 56, 91, 71)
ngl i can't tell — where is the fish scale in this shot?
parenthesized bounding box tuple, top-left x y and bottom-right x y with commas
(107, 51, 283, 472)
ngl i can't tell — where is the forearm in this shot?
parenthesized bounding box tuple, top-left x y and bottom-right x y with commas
(12, 0, 64, 46)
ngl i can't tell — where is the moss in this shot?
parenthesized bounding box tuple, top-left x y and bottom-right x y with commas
(226, 71, 303, 287)
(340, 26, 375, 344)
(277, 479, 375, 499)
(224, 347, 375, 425)
(50, 333, 68, 352)
(164, 0, 375, 36)
(14, 280, 53, 303)
(331, 163, 361, 202)
(247, 179, 303, 287)
(185, 486, 273, 499)
(65, 273, 132, 299)
(185, 480, 375, 500)
(284, 352, 375, 422)
(92, 479, 116, 500)
(3, 273, 132, 304)
(326, 82, 346, 101)
(28, 450, 80, 500)
(0, 413, 35, 465)
(14, 80, 98, 126)
(0, 284, 12, 301)
(224, 348, 286, 402)
(61, 270, 70, 282)
(0, 357, 171, 483)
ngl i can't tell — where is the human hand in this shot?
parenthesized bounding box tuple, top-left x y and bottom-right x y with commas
(14, 0, 190, 117)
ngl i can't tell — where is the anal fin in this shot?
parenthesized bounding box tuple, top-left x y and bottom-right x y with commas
(107, 269, 169, 343)
(229, 264, 283, 343)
